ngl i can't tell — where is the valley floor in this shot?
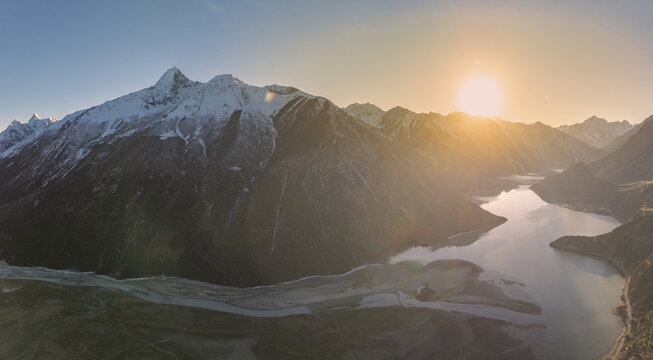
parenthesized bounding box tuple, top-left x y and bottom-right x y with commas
(0, 171, 631, 359)
(0, 260, 540, 359)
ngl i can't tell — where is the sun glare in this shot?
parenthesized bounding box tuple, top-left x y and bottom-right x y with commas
(458, 76, 502, 117)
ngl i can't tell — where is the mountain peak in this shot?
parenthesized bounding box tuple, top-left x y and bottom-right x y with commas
(345, 102, 384, 112)
(344, 103, 386, 127)
(558, 115, 635, 148)
(583, 115, 608, 125)
(387, 105, 412, 114)
(154, 67, 190, 91)
(28, 113, 41, 122)
(26, 113, 55, 128)
(562, 161, 590, 177)
(208, 73, 245, 87)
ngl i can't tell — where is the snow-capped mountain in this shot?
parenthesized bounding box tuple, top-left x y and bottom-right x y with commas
(343, 103, 385, 126)
(557, 116, 634, 149)
(0, 113, 56, 154)
(0, 67, 311, 181)
(0, 68, 503, 286)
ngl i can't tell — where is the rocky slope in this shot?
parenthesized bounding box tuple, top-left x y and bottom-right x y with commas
(557, 115, 633, 149)
(601, 116, 651, 154)
(0, 68, 503, 286)
(589, 117, 653, 183)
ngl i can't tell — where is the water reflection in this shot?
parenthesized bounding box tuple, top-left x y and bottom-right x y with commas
(0, 183, 625, 359)
(391, 185, 623, 360)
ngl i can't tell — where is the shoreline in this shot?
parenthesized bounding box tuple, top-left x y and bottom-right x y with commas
(549, 237, 631, 360)
(601, 277, 632, 360)
(528, 192, 628, 223)
(1, 170, 626, 359)
(549, 242, 626, 275)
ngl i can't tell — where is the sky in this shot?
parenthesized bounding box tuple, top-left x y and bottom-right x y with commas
(1, 0, 652, 129)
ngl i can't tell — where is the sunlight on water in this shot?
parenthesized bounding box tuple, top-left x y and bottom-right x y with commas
(391, 185, 623, 360)
(0, 183, 624, 359)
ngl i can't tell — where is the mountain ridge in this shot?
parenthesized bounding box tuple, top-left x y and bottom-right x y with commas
(530, 117, 653, 222)
(0, 113, 56, 154)
(345, 106, 599, 186)
(0, 68, 504, 286)
(557, 115, 634, 149)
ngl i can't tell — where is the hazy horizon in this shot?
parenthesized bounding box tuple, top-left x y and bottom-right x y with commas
(2, 0, 653, 128)
(2, 2, 653, 358)
(5, 66, 649, 129)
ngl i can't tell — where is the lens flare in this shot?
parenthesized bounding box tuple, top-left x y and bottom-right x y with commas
(265, 91, 276, 102)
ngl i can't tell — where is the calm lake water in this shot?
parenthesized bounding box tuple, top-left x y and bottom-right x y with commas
(0, 176, 624, 359)
(392, 181, 624, 360)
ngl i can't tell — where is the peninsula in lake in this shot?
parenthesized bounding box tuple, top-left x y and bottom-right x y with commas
(1, 1, 652, 359)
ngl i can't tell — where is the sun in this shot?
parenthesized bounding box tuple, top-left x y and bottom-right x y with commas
(458, 76, 502, 117)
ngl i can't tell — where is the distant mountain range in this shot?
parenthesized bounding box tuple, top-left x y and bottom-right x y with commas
(533, 116, 653, 221)
(601, 117, 650, 154)
(590, 115, 653, 183)
(0, 113, 56, 153)
(557, 115, 634, 149)
(346, 104, 597, 185)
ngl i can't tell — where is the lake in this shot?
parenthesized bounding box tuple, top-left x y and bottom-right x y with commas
(392, 180, 624, 359)
(0, 176, 624, 359)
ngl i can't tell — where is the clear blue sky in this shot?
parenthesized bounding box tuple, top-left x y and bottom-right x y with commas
(1, 0, 653, 128)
